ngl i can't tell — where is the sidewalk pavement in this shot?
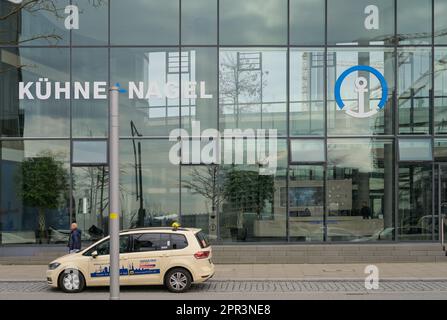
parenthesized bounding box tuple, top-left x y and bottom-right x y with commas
(0, 263, 446, 282)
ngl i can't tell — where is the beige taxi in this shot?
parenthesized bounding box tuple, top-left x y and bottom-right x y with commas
(46, 227, 214, 293)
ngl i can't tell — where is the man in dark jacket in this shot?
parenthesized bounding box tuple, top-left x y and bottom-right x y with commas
(361, 201, 372, 220)
(68, 223, 82, 253)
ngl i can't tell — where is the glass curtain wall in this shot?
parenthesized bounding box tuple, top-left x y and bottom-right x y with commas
(0, 0, 443, 245)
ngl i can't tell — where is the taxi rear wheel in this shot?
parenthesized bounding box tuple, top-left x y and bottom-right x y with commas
(165, 268, 192, 293)
(58, 269, 86, 293)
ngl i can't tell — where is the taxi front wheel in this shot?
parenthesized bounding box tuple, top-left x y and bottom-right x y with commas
(165, 268, 192, 293)
(58, 269, 86, 293)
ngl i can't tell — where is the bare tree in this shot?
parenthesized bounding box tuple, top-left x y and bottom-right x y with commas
(182, 165, 226, 215)
(219, 51, 268, 127)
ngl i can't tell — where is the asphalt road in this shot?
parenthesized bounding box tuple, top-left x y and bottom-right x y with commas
(1, 280, 447, 300)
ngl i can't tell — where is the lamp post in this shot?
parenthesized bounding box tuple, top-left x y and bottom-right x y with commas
(109, 85, 120, 300)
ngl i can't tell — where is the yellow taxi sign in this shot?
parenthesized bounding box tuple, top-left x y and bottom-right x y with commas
(172, 222, 181, 231)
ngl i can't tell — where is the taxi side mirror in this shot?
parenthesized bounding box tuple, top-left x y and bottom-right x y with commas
(91, 250, 98, 258)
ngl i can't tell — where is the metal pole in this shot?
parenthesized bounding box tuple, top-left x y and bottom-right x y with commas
(109, 86, 120, 300)
(442, 215, 445, 252)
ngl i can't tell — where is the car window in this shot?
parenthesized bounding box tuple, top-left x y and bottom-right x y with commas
(85, 236, 130, 256)
(171, 234, 188, 250)
(131, 233, 188, 252)
(133, 233, 161, 252)
(195, 231, 210, 248)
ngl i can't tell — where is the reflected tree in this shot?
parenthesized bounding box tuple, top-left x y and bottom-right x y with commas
(15, 151, 69, 243)
(219, 51, 268, 127)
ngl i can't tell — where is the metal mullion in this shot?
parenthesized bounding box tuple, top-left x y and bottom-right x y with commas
(286, 0, 290, 242)
(179, 0, 182, 223)
(432, 0, 436, 241)
(216, 0, 221, 242)
(69, 0, 73, 226)
(394, 0, 400, 242)
(323, 0, 328, 243)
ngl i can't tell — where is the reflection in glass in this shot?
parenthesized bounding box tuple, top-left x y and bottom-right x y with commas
(0, 48, 70, 138)
(0, 140, 70, 245)
(397, 0, 432, 45)
(181, 48, 218, 131)
(434, 139, 447, 162)
(111, 48, 180, 137)
(290, 139, 325, 163)
(398, 165, 433, 241)
(120, 140, 179, 229)
(72, 0, 108, 45)
(327, 139, 393, 242)
(0, 0, 69, 46)
(290, 0, 324, 45)
(328, 0, 394, 45)
(435, 0, 447, 44)
(181, 0, 217, 45)
(219, 0, 287, 45)
(399, 138, 433, 161)
(72, 48, 108, 138)
(219, 140, 287, 242)
(72, 166, 108, 243)
(327, 48, 394, 135)
(72, 140, 107, 165)
(288, 166, 325, 242)
(181, 165, 223, 241)
(435, 49, 447, 134)
(290, 50, 325, 135)
(219, 48, 287, 135)
(398, 48, 431, 134)
(111, 0, 179, 45)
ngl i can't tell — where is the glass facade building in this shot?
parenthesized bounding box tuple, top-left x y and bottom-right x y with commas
(1, 0, 447, 245)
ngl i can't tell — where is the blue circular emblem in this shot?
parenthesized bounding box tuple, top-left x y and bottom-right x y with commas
(334, 65, 388, 110)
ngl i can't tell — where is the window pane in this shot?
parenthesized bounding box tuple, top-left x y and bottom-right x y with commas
(181, 165, 220, 241)
(290, 139, 325, 163)
(327, 139, 393, 241)
(72, 0, 109, 45)
(398, 48, 432, 134)
(219, 0, 287, 45)
(111, 48, 180, 137)
(398, 165, 433, 240)
(0, 140, 70, 245)
(0, 0, 69, 46)
(327, 48, 395, 135)
(120, 140, 179, 229)
(435, 48, 447, 134)
(219, 48, 287, 135)
(290, 0, 325, 45)
(397, 0, 432, 45)
(290, 50, 325, 135)
(72, 141, 107, 165)
(110, 0, 179, 45)
(181, 48, 218, 131)
(72, 166, 108, 242)
(0, 48, 70, 138)
(181, 0, 217, 45)
(328, 0, 394, 46)
(171, 234, 188, 250)
(288, 166, 325, 242)
(435, 0, 447, 44)
(434, 139, 447, 162)
(219, 140, 287, 242)
(72, 48, 108, 138)
(399, 139, 433, 161)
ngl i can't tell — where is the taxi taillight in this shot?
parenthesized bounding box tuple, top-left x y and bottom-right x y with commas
(194, 251, 210, 259)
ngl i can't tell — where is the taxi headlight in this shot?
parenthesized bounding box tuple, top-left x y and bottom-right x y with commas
(48, 262, 61, 270)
